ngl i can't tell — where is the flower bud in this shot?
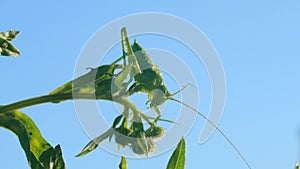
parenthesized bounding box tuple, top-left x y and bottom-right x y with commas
(145, 126, 165, 140)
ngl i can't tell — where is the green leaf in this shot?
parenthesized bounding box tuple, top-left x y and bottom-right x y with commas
(76, 128, 114, 157)
(49, 64, 117, 102)
(166, 137, 186, 169)
(49, 145, 66, 169)
(0, 30, 21, 56)
(295, 162, 299, 169)
(112, 115, 124, 128)
(0, 38, 21, 56)
(0, 30, 20, 41)
(0, 110, 65, 168)
(136, 136, 148, 156)
(119, 156, 127, 169)
(131, 41, 154, 70)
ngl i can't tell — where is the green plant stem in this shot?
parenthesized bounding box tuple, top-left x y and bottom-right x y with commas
(0, 93, 152, 125)
(0, 54, 127, 114)
(0, 93, 98, 113)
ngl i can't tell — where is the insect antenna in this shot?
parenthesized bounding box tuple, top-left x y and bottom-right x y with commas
(169, 97, 252, 169)
(170, 83, 195, 96)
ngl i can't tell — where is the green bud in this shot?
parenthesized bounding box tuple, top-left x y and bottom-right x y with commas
(114, 128, 132, 147)
(131, 138, 156, 155)
(115, 134, 131, 147)
(131, 142, 144, 155)
(145, 126, 165, 140)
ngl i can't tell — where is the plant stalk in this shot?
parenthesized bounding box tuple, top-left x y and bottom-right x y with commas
(0, 93, 99, 113)
(0, 93, 152, 125)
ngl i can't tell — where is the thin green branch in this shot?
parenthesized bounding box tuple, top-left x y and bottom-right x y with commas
(0, 93, 98, 113)
(0, 93, 152, 127)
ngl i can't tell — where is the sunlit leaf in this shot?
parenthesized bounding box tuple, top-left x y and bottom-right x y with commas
(76, 128, 114, 157)
(49, 145, 66, 169)
(0, 110, 65, 168)
(119, 156, 127, 169)
(0, 38, 21, 56)
(49, 64, 116, 102)
(166, 137, 186, 169)
(112, 115, 124, 128)
(0, 30, 21, 57)
(0, 30, 20, 41)
(295, 162, 299, 169)
(136, 136, 148, 156)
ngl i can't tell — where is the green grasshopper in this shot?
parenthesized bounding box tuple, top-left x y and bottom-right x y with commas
(119, 27, 251, 168)
(76, 27, 251, 169)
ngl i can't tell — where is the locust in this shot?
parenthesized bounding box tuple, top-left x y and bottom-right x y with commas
(122, 28, 250, 168)
(0, 26, 250, 168)
(75, 27, 252, 169)
(0, 27, 251, 168)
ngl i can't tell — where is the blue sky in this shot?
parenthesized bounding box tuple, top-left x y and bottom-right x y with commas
(1, 1, 300, 169)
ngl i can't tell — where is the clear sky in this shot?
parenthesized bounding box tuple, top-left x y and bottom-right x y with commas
(1, 1, 300, 169)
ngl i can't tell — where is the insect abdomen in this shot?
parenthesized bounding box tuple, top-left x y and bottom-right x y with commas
(129, 41, 170, 97)
(131, 41, 153, 70)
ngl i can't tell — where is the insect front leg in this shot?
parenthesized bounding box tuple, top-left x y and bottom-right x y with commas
(152, 106, 162, 125)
